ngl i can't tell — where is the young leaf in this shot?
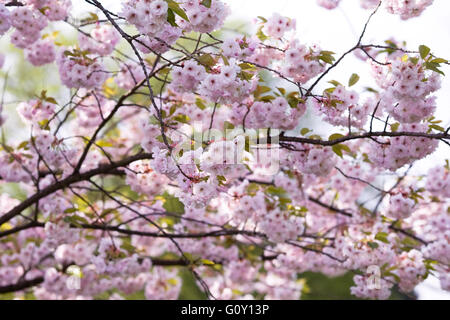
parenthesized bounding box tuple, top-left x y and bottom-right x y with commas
(367, 241, 379, 249)
(200, 0, 211, 8)
(198, 54, 216, 68)
(419, 45, 430, 59)
(431, 58, 448, 64)
(195, 98, 207, 110)
(429, 124, 445, 132)
(348, 73, 360, 87)
(166, 0, 190, 22)
(301, 128, 311, 136)
(390, 122, 400, 132)
(329, 133, 345, 141)
(166, 8, 178, 27)
(256, 26, 268, 41)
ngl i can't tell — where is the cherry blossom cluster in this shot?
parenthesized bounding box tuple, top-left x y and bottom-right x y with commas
(197, 60, 258, 104)
(24, 39, 56, 66)
(179, 0, 229, 33)
(169, 60, 207, 93)
(79, 24, 120, 56)
(426, 165, 450, 198)
(221, 36, 258, 59)
(126, 159, 168, 196)
(1, 1, 70, 51)
(17, 98, 56, 124)
(318, 0, 434, 20)
(135, 25, 181, 54)
(316, 0, 341, 10)
(9, 6, 48, 48)
(115, 62, 146, 90)
(313, 85, 373, 128)
(73, 92, 114, 130)
(373, 58, 441, 123)
(368, 124, 439, 171)
(120, 0, 169, 36)
(385, 0, 434, 20)
(281, 41, 326, 84)
(243, 98, 306, 130)
(280, 145, 338, 177)
(0, 0, 449, 302)
(387, 192, 415, 219)
(56, 49, 107, 89)
(263, 13, 296, 39)
(350, 274, 393, 300)
(0, 3, 11, 35)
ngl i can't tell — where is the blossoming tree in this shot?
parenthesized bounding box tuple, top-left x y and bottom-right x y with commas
(0, 0, 449, 300)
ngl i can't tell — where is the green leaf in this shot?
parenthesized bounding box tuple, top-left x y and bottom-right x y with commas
(332, 144, 350, 158)
(45, 97, 57, 104)
(198, 54, 216, 68)
(200, 0, 211, 8)
(221, 54, 230, 66)
(266, 186, 288, 198)
(239, 62, 256, 71)
(257, 16, 267, 23)
(362, 153, 372, 164)
(384, 271, 401, 283)
(38, 6, 50, 15)
(419, 45, 430, 59)
(328, 133, 345, 141)
(96, 140, 114, 147)
(256, 26, 268, 41)
(254, 85, 271, 98)
(121, 238, 136, 253)
(425, 62, 445, 75)
(367, 242, 379, 249)
(409, 57, 419, 65)
(301, 128, 311, 136)
(332, 145, 343, 158)
(64, 215, 89, 227)
(375, 232, 390, 244)
(195, 98, 207, 110)
(318, 55, 334, 64)
(429, 124, 445, 132)
(18, 141, 29, 150)
(173, 114, 190, 123)
(328, 80, 341, 87)
(259, 95, 275, 102)
(288, 96, 302, 108)
(390, 122, 400, 132)
(217, 175, 226, 182)
(277, 87, 286, 95)
(223, 121, 235, 130)
(165, 0, 190, 22)
(156, 135, 173, 144)
(430, 58, 448, 64)
(166, 8, 178, 27)
(317, 51, 335, 64)
(201, 259, 215, 265)
(238, 71, 254, 81)
(162, 192, 185, 214)
(169, 104, 177, 116)
(81, 12, 99, 24)
(348, 73, 360, 87)
(365, 87, 379, 93)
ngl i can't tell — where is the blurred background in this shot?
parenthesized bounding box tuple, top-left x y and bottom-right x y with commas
(0, 0, 449, 300)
